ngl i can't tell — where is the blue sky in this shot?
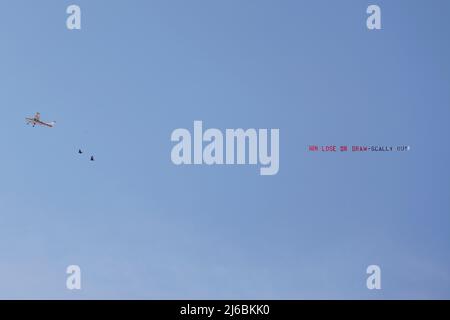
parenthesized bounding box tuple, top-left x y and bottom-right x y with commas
(0, 0, 449, 299)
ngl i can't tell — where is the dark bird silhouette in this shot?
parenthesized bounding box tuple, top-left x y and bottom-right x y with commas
(78, 149, 83, 154)
(90, 156, 95, 161)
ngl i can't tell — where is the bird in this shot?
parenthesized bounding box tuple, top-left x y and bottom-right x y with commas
(90, 156, 95, 161)
(78, 149, 83, 154)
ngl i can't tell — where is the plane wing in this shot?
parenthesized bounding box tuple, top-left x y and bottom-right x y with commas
(25, 113, 55, 127)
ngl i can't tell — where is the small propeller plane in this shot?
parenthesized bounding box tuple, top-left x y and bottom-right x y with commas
(26, 112, 56, 128)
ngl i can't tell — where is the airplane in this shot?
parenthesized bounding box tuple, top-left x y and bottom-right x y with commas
(26, 112, 56, 128)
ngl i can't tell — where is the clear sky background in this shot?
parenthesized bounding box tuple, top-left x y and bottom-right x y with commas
(0, 0, 449, 299)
